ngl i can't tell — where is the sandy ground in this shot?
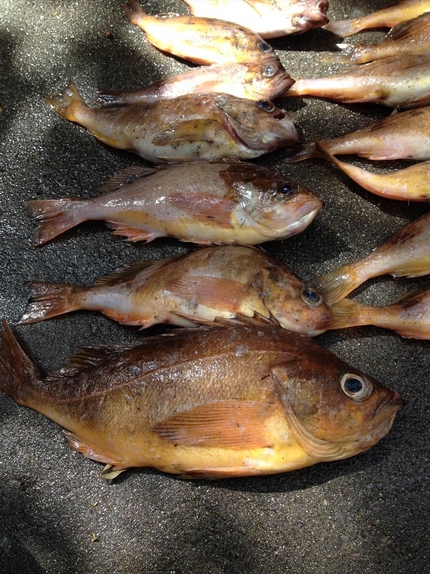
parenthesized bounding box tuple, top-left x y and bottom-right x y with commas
(0, 1, 429, 572)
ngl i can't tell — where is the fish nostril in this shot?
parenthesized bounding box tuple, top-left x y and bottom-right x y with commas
(274, 111, 285, 120)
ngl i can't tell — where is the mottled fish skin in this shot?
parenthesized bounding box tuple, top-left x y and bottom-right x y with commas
(323, 0, 430, 37)
(183, 0, 329, 38)
(284, 106, 430, 162)
(47, 82, 300, 163)
(95, 60, 295, 105)
(330, 12, 430, 64)
(123, 0, 278, 64)
(25, 161, 319, 246)
(283, 55, 430, 109)
(329, 288, 430, 339)
(311, 211, 430, 305)
(18, 245, 332, 336)
(0, 322, 403, 479)
(314, 139, 430, 202)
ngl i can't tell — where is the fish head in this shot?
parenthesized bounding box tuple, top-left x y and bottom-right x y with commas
(261, 264, 333, 335)
(272, 355, 403, 462)
(232, 168, 323, 240)
(215, 95, 300, 152)
(231, 27, 275, 63)
(290, 1, 329, 34)
(243, 60, 295, 100)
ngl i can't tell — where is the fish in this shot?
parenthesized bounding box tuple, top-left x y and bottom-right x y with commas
(284, 106, 430, 162)
(311, 211, 430, 305)
(123, 0, 277, 65)
(182, 0, 329, 38)
(47, 82, 300, 163)
(95, 60, 295, 105)
(328, 12, 430, 64)
(283, 55, 430, 109)
(17, 245, 332, 336)
(323, 0, 430, 37)
(25, 161, 320, 246)
(0, 322, 403, 479)
(329, 287, 430, 339)
(314, 138, 430, 202)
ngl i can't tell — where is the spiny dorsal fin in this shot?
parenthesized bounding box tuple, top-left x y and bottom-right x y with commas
(98, 165, 159, 194)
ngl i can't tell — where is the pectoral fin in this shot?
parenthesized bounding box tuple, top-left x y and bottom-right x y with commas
(152, 400, 275, 449)
(152, 120, 220, 146)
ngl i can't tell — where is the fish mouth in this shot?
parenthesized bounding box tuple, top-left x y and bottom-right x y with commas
(250, 201, 322, 240)
(357, 391, 403, 451)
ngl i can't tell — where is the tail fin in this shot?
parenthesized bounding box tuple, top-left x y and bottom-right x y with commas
(283, 143, 322, 163)
(0, 320, 42, 407)
(26, 198, 86, 245)
(18, 282, 86, 324)
(46, 81, 87, 122)
(328, 298, 371, 330)
(323, 19, 359, 38)
(311, 265, 360, 306)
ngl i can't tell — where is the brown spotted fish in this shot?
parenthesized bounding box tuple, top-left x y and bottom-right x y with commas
(329, 12, 430, 64)
(323, 0, 430, 37)
(123, 0, 277, 64)
(47, 82, 300, 163)
(0, 322, 403, 479)
(314, 139, 430, 202)
(95, 60, 294, 105)
(329, 287, 430, 339)
(182, 0, 329, 38)
(285, 107, 430, 162)
(18, 245, 332, 336)
(311, 211, 430, 305)
(25, 162, 319, 246)
(283, 55, 430, 109)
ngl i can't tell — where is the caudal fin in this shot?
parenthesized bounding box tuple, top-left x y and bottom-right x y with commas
(0, 320, 42, 407)
(46, 81, 87, 122)
(18, 282, 86, 324)
(26, 198, 87, 245)
(323, 18, 360, 37)
(311, 265, 361, 306)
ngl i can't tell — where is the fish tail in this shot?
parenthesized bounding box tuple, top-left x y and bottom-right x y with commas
(18, 282, 86, 325)
(0, 320, 43, 407)
(311, 266, 360, 306)
(323, 18, 359, 38)
(26, 198, 86, 245)
(283, 143, 322, 163)
(328, 298, 372, 330)
(123, 0, 148, 26)
(46, 81, 87, 123)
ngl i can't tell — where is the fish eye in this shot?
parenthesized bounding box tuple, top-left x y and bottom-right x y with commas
(262, 63, 277, 78)
(301, 286, 322, 307)
(258, 41, 272, 53)
(277, 182, 295, 195)
(257, 100, 275, 113)
(340, 373, 373, 401)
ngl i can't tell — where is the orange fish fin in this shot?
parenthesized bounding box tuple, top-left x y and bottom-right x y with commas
(152, 400, 276, 449)
(63, 430, 124, 467)
(93, 257, 176, 286)
(18, 281, 84, 324)
(98, 165, 158, 194)
(105, 222, 159, 242)
(165, 276, 254, 313)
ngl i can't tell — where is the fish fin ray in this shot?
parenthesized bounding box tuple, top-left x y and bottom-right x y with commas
(152, 120, 220, 146)
(18, 281, 84, 324)
(64, 430, 125, 468)
(26, 198, 85, 245)
(105, 222, 159, 242)
(152, 400, 275, 449)
(98, 165, 158, 194)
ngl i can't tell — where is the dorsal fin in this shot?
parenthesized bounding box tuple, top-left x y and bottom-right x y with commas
(98, 165, 159, 194)
(93, 256, 178, 287)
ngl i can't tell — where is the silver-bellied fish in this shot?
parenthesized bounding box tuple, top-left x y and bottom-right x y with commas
(25, 162, 320, 246)
(47, 83, 300, 163)
(0, 322, 403, 479)
(18, 245, 332, 336)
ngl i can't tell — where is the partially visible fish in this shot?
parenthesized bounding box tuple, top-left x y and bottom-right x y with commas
(18, 245, 332, 336)
(328, 12, 430, 64)
(283, 55, 430, 109)
(182, 0, 329, 38)
(25, 161, 320, 246)
(314, 138, 430, 202)
(47, 82, 300, 163)
(329, 287, 430, 339)
(95, 60, 294, 105)
(0, 322, 403, 479)
(311, 211, 430, 305)
(284, 106, 430, 162)
(323, 0, 430, 37)
(123, 0, 277, 64)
